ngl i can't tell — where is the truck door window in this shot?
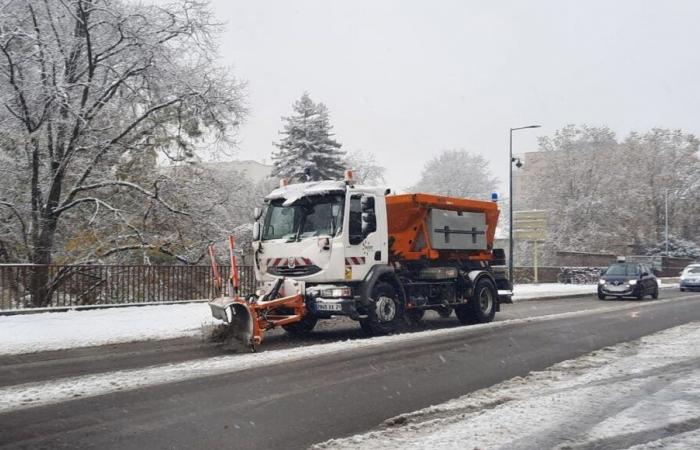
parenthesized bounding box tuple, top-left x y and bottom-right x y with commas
(349, 195, 363, 245)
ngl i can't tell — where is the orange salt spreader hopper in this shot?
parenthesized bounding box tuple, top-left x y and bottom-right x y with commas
(385, 193, 500, 262)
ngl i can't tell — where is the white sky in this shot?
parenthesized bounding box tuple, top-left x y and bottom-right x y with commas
(200, 0, 700, 191)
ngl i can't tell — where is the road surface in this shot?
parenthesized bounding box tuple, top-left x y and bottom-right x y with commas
(1, 289, 699, 449)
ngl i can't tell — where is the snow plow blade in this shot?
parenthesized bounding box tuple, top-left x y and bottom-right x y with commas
(209, 293, 307, 352)
(209, 298, 256, 352)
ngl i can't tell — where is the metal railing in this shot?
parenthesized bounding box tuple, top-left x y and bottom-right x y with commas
(0, 264, 256, 310)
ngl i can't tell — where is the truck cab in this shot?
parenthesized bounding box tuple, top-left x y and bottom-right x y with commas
(253, 180, 387, 319)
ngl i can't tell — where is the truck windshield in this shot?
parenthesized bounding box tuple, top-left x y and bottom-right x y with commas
(262, 194, 344, 241)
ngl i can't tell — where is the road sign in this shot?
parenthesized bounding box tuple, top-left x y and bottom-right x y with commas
(513, 210, 548, 283)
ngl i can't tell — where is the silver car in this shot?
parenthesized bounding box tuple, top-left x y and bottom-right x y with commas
(680, 264, 700, 292)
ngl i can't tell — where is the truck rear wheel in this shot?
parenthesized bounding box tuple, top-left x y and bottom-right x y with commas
(455, 278, 496, 325)
(360, 282, 405, 335)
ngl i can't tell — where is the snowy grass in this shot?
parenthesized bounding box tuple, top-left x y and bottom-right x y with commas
(313, 321, 700, 449)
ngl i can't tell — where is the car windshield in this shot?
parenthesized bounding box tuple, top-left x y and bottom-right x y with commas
(685, 266, 700, 274)
(262, 194, 344, 241)
(605, 264, 639, 276)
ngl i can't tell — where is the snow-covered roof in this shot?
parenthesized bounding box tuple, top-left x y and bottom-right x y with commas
(265, 180, 347, 203)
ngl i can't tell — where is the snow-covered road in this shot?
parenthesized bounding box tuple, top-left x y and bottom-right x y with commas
(314, 321, 700, 449)
(0, 283, 679, 355)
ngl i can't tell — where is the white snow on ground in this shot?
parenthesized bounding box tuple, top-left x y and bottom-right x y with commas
(0, 296, 695, 415)
(313, 321, 700, 450)
(0, 302, 216, 355)
(509, 283, 597, 300)
(508, 281, 678, 301)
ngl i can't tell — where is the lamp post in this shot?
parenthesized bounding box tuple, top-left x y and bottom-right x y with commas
(509, 125, 541, 287)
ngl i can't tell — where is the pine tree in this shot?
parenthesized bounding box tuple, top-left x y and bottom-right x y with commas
(271, 93, 345, 181)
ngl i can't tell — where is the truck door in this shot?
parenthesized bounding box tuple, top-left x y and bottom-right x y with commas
(344, 193, 386, 281)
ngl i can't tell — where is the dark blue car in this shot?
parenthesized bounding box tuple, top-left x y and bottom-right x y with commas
(598, 262, 659, 300)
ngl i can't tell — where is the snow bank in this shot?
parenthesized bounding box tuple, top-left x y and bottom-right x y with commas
(509, 282, 596, 300)
(510, 281, 677, 301)
(313, 321, 700, 449)
(0, 302, 216, 355)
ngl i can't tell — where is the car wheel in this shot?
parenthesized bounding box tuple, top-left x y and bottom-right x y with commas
(597, 292, 606, 300)
(680, 287, 685, 292)
(652, 286, 659, 299)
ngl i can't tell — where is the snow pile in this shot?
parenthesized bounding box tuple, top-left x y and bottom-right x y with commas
(0, 302, 215, 355)
(313, 322, 700, 449)
(509, 282, 596, 300)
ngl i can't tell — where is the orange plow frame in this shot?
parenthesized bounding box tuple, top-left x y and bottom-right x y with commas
(208, 235, 306, 351)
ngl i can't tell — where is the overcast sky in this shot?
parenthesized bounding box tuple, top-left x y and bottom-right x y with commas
(201, 0, 700, 192)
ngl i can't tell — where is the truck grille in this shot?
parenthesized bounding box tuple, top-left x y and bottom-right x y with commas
(267, 265, 321, 277)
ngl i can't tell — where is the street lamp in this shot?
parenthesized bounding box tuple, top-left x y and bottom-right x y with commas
(509, 125, 541, 287)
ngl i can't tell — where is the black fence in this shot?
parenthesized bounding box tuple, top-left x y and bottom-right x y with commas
(0, 264, 256, 310)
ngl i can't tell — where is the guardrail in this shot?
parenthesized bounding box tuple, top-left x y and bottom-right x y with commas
(0, 264, 255, 310)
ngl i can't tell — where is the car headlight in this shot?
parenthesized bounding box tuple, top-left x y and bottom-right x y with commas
(321, 287, 352, 298)
(628, 279, 637, 286)
(598, 279, 606, 285)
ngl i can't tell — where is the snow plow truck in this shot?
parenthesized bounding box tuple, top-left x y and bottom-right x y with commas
(209, 171, 512, 351)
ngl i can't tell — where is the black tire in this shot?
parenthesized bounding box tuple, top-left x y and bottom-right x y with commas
(406, 308, 425, 324)
(652, 286, 659, 299)
(282, 315, 318, 336)
(360, 281, 405, 335)
(598, 292, 606, 300)
(455, 278, 497, 325)
(436, 306, 453, 318)
(680, 288, 685, 292)
(636, 288, 644, 300)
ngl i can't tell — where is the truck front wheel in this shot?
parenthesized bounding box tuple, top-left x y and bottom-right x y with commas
(455, 278, 496, 325)
(360, 282, 405, 335)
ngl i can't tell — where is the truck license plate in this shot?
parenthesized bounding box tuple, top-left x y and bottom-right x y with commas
(316, 302, 342, 311)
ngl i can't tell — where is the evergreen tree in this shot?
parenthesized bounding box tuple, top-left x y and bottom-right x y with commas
(271, 93, 345, 181)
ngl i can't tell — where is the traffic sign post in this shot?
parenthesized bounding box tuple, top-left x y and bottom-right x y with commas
(513, 210, 547, 283)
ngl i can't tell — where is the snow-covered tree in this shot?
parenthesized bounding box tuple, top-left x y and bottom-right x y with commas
(271, 93, 344, 181)
(412, 150, 498, 200)
(0, 0, 246, 305)
(344, 150, 386, 185)
(517, 125, 700, 264)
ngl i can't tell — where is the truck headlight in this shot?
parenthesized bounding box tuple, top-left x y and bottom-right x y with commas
(321, 287, 352, 298)
(628, 279, 637, 286)
(598, 279, 606, 285)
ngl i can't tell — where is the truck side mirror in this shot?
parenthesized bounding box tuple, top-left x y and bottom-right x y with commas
(361, 196, 375, 212)
(361, 212, 376, 235)
(252, 222, 261, 241)
(253, 207, 263, 221)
